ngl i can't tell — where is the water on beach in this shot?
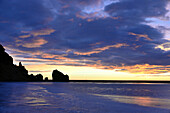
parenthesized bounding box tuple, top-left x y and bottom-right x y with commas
(0, 82, 170, 113)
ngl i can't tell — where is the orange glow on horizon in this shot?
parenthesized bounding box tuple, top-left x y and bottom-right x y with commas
(23, 63, 170, 80)
(5, 46, 170, 81)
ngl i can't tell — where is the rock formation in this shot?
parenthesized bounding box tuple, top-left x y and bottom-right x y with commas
(0, 44, 69, 82)
(45, 77, 48, 81)
(0, 44, 30, 81)
(52, 69, 69, 82)
(35, 74, 43, 81)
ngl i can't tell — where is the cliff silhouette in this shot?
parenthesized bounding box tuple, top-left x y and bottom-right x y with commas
(0, 44, 30, 81)
(0, 44, 69, 82)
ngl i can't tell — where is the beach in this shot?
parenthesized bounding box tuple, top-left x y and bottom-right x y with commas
(0, 82, 170, 113)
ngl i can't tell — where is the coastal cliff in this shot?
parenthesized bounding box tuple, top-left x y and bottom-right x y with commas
(0, 44, 30, 81)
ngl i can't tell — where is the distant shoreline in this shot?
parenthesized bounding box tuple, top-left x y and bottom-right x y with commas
(70, 80, 170, 83)
(0, 80, 170, 83)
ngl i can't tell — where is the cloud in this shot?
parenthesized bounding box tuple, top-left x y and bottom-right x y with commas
(104, 64, 170, 74)
(0, 0, 170, 75)
(74, 43, 129, 55)
(21, 28, 55, 37)
(155, 42, 170, 51)
(16, 38, 48, 48)
(0, 0, 53, 27)
(19, 34, 31, 39)
(128, 32, 152, 41)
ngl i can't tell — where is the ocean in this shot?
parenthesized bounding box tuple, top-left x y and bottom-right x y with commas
(0, 82, 170, 113)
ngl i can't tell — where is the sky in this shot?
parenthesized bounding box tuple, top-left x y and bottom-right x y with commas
(0, 0, 170, 80)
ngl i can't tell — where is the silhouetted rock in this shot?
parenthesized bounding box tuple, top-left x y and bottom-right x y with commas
(19, 62, 22, 67)
(0, 44, 31, 81)
(52, 69, 69, 82)
(0, 44, 69, 82)
(29, 74, 36, 81)
(35, 74, 43, 81)
(45, 77, 48, 81)
(0, 44, 13, 65)
(0, 44, 5, 52)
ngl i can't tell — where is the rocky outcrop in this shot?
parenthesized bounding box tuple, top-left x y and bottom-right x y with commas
(52, 69, 69, 82)
(0, 44, 44, 81)
(45, 77, 48, 81)
(0, 44, 13, 65)
(0, 44, 69, 82)
(0, 44, 31, 81)
(29, 74, 43, 81)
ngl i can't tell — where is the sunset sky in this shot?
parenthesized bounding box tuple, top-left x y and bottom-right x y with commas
(0, 0, 170, 80)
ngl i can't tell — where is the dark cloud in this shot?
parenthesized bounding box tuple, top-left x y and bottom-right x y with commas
(105, 0, 168, 21)
(0, 0, 53, 27)
(0, 0, 170, 73)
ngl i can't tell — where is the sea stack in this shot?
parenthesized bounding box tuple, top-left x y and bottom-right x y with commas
(52, 69, 69, 82)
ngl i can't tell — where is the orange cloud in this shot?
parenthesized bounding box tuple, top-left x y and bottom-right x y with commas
(85, 62, 170, 74)
(17, 38, 48, 48)
(74, 43, 129, 55)
(41, 54, 57, 59)
(113, 64, 170, 74)
(41, 53, 68, 60)
(19, 34, 31, 38)
(94, 43, 128, 51)
(129, 32, 152, 41)
(74, 51, 101, 56)
(5, 46, 43, 56)
(87, 18, 94, 22)
(21, 28, 55, 37)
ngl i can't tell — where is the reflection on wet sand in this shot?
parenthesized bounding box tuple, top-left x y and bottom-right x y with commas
(93, 94, 170, 109)
(24, 97, 51, 106)
(6, 85, 52, 107)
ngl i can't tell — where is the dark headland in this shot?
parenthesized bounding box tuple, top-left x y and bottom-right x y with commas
(0, 44, 69, 82)
(0, 44, 169, 83)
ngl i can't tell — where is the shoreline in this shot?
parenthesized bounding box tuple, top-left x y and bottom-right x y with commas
(0, 80, 170, 83)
